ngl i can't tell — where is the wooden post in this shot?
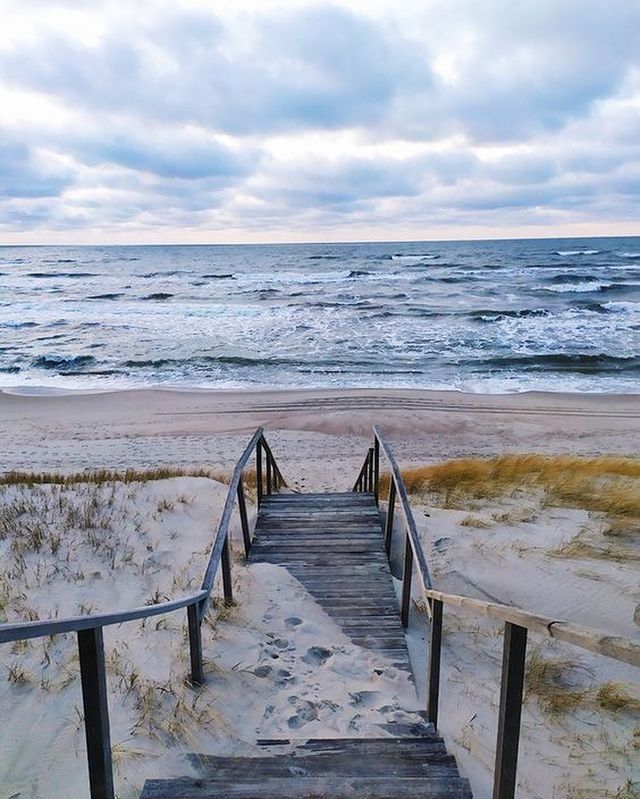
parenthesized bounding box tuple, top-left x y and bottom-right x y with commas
(401, 532, 413, 628)
(493, 622, 528, 799)
(221, 533, 233, 605)
(77, 627, 114, 799)
(266, 454, 273, 495)
(384, 480, 396, 557)
(237, 481, 251, 557)
(367, 448, 374, 493)
(256, 443, 263, 506)
(187, 603, 204, 686)
(373, 438, 380, 505)
(427, 599, 443, 728)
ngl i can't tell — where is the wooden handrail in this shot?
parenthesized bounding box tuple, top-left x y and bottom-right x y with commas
(425, 588, 640, 668)
(354, 427, 640, 799)
(0, 427, 285, 799)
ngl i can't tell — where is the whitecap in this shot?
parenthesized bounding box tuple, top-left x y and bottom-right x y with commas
(391, 254, 439, 262)
(538, 281, 611, 293)
(616, 251, 640, 259)
(554, 249, 600, 256)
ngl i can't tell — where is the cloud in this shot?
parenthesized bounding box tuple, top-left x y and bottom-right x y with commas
(0, 0, 639, 240)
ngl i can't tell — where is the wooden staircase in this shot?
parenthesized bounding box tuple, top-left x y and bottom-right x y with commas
(141, 735, 472, 797)
(140, 491, 471, 798)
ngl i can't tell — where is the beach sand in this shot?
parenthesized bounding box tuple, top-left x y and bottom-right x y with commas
(1, 387, 639, 797)
(2, 387, 640, 485)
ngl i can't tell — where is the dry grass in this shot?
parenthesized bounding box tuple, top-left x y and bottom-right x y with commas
(460, 515, 494, 528)
(381, 453, 640, 511)
(0, 467, 231, 487)
(380, 454, 640, 560)
(525, 650, 591, 716)
(596, 682, 640, 715)
(552, 534, 640, 563)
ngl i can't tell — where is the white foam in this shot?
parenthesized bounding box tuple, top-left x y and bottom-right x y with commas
(390, 254, 438, 262)
(555, 249, 600, 256)
(538, 281, 611, 293)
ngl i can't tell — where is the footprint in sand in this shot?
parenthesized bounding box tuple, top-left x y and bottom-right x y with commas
(349, 690, 380, 708)
(302, 646, 333, 666)
(284, 616, 303, 629)
(287, 698, 319, 729)
(275, 668, 296, 687)
(252, 665, 272, 678)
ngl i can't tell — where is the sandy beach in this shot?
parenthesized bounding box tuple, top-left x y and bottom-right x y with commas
(2, 387, 639, 798)
(3, 386, 640, 485)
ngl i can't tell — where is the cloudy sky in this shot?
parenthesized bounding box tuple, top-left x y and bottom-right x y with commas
(1, 0, 639, 244)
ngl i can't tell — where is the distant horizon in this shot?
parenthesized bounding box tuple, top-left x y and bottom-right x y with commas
(2, 231, 639, 248)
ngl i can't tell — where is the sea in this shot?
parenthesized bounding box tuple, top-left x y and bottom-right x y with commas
(1, 236, 639, 394)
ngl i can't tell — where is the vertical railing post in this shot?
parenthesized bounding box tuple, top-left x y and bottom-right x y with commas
(400, 532, 413, 628)
(384, 480, 396, 556)
(256, 442, 263, 506)
(367, 448, 374, 493)
(187, 603, 204, 686)
(373, 438, 380, 505)
(493, 622, 528, 799)
(237, 480, 251, 557)
(77, 627, 114, 799)
(221, 533, 233, 605)
(266, 454, 273, 495)
(427, 598, 443, 728)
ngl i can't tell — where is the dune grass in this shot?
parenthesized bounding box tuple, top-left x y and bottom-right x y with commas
(380, 454, 640, 560)
(0, 466, 231, 487)
(382, 453, 640, 512)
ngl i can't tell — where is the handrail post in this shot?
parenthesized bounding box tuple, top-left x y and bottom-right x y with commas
(237, 480, 251, 557)
(221, 533, 233, 605)
(373, 438, 380, 505)
(77, 627, 114, 799)
(384, 480, 396, 557)
(256, 442, 263, 506)
(427, 599, 443, 728)
(367, 448, 374, 492)
(493, 622, 528, 799)
(187, 603, 204, 686)
(266, 453, 273, 495)
(400, 532, 413, 628)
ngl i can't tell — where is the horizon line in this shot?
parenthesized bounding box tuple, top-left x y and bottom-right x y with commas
(1, 231, 639, 248)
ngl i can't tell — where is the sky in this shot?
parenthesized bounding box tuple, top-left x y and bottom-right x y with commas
(1, 0, 639, 244)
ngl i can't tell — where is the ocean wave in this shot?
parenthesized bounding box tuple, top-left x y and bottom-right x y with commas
(391, 254, 440, 261)
(478, 353, 640, 374)
(2, 321, 38, 328)
(347, 269, 372, 278)
(27, 271, 99, 278)
(548, 273, 599, 284)
(554, 249, 601, 256)
(140, 270, 187, 278)
(202, 273, 235, 279)
(616, 252, 640, 259)
(0, 365, 20, 373)
(142, 292, 174, 300)
(308, 255, 342, 260)
(87, 293, 124, 300)
(32, 354, 96, 371)
(539, 281, 613, 293)
(602, 301, 640, 313)
(469, 308, 548, 322)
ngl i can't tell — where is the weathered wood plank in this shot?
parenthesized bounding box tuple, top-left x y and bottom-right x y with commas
(140, 775, 473, 799)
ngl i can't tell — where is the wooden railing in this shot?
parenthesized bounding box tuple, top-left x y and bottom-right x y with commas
(0, 428, 285, 799)
(354, 427, 640, 799)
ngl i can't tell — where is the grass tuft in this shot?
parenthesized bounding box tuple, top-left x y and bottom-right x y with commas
(596, 682, 640, 714)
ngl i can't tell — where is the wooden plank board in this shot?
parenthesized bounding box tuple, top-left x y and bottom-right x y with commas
(140, 775, 473, 799)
